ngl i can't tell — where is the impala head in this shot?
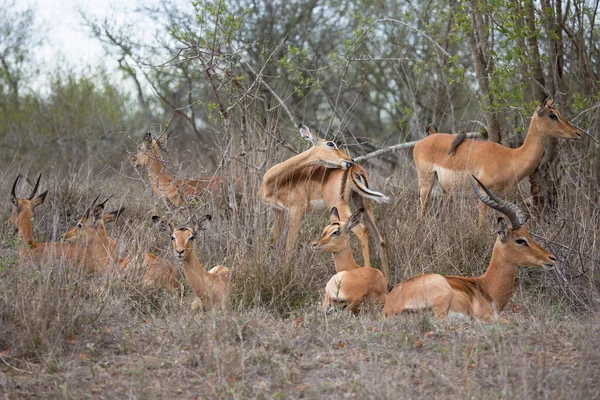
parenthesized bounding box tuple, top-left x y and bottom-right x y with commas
(298, 124, 354, 170)
(131, 131, 171, 168)
(470, 176, 556, 269)
(533, 97, 580, 140)
(311, 207, 363, 253)
(9, 174, 48, 236)
(61, 194, 124, 242)
(153, 215, 212, 262)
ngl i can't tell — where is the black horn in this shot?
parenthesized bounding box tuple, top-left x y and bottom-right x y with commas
(84, 194, 101, 219)
(469, 175, 524, 229)
(26, 174, 41, 200)
(11, 174, 20, 204)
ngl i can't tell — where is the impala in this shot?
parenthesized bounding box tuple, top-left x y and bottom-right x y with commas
(311, 208, 387, 313)
(131, 131, 221, 208)
(260, 124, 390, 279)
(61, 194, 125, 273)
(383, 176, 556, 322)
(154, 215, 229, 312)
(414, 97, 580, 222)
(9, 174, 83, 264)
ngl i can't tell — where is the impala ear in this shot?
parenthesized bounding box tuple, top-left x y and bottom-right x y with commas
(329, 207, 340, 223)
(152, 216, 173, 235)
(92, 204, 105, 222)
(156, 130, 171, 150)
(298, 124, 318, 145)
(538, 96, 554, 115)
(143, 132, 153, 145)
(345, 208, 364, 232)
(30, 190, 48, 209)
(102, 208, 125, 224)
(194, 215, 212, 232)
(497, 217, 509, 243)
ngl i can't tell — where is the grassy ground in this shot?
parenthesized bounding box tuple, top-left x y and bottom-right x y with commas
(1, 163, 599, 399)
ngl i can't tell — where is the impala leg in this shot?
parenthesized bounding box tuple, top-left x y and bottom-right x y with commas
(432, 294, 452, 319)
(273, 209, 286, 246)
(285, 205, 305, 261)
(350, 224, 371, 268)
(418, 172, 436, 217)
(477, 201, 488, 226)
(361, 201, 390, 280)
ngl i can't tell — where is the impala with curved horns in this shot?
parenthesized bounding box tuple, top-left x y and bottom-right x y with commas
(260, 124, 390, 279)
(9, 174, 83, 264)
(414, 97, 580, 222)
(154, 215, 229, 312)
(312, 208, 387, 313)
(131, 131, 223, 208)
(383, 176, 556, 322)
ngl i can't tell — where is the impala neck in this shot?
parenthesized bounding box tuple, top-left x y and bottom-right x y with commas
(145, 156, 175, 191)
(513, 117, 548, 180)
(181, 250, 208, 297)
(331, 246, 361, 272)
(476, 243, 519, 313)
(263, 149, 323, 188)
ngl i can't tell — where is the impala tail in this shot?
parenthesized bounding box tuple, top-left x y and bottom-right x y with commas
(349, 165, 390, 204)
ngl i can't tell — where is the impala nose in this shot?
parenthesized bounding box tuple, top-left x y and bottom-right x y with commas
(549, 255, 557, 263)
(311, 242, 319, 250)
(175, 249, 185, 258)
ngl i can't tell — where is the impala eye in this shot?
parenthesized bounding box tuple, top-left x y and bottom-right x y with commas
(331, 229, 341, 236)
(77, 222, 83, 229)
(326, 141, 336, 148)
(515, 238, 529, 246)
(549, 113, 558, 121)
(171, 236, 175, 242)
(188, 235, 195, 241)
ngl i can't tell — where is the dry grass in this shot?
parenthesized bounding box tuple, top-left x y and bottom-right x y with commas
(1, 160, 599, 398)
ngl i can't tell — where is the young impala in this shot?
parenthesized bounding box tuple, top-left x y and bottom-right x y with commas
(9, 174, 83, 264)
(260, 124, 390, 279)
(131, 131, 221, 208)
(383, 176, 556, 322)
(414, 97, 580, 222)
(311, 208, 387, 313)
(154, 215, 229, 312)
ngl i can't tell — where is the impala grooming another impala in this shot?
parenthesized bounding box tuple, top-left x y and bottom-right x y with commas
(9, 174, 82, 264)
(154, 215, 229, 312)
(260, 124, 390, 279)
(414, 98, 580, 222)
(312, 208, 387, 313)
(131, 131, 221, 208)
(383, 176, 556, 322)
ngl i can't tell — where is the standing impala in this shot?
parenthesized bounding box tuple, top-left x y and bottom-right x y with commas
(9, 174, 83, 264)
(312, 208, 387, 313)
(383, 176, 556, 322)
(260, 124, 390, 279)
(414, 98, 580, 222)
(154, 215, 229, 312)
(131, 131, 221, 208)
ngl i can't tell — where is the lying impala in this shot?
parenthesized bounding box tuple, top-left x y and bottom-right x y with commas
(311, 208, 387, 313)
(383, 176, 556, 322)
(414, 97, 580, 222)
(154, 215, 229, 311)
(9, 174, 83, 264)
(260, 124, 390, 279)
(61, 195, 125, 273)
(62, 198, 177, 290)
(131, 131, 222, 208)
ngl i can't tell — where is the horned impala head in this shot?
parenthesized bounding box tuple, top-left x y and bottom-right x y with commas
(61, 194, 124, 242)
(469, 175, 556, 269)
(533, 97, 580, 140)
(131, 130, 171, 168)
(153, 215, 212, 262)
(9, 174, 48, 235)
(311, 207, 363, 253)
(298, 124, 354, 170)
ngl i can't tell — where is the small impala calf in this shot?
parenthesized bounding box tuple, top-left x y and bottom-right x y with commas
(260, 124, 390, 279)
(311, 208, 387, 313)
(131, 131, 221, 208)
(414, 97, 580, 222)
(154, 215, 229, 312)
(9, 174, 82, 264)
(383, 176, 556, 322)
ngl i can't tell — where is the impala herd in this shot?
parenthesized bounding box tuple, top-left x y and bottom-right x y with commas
(8, 98, 581, 321)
